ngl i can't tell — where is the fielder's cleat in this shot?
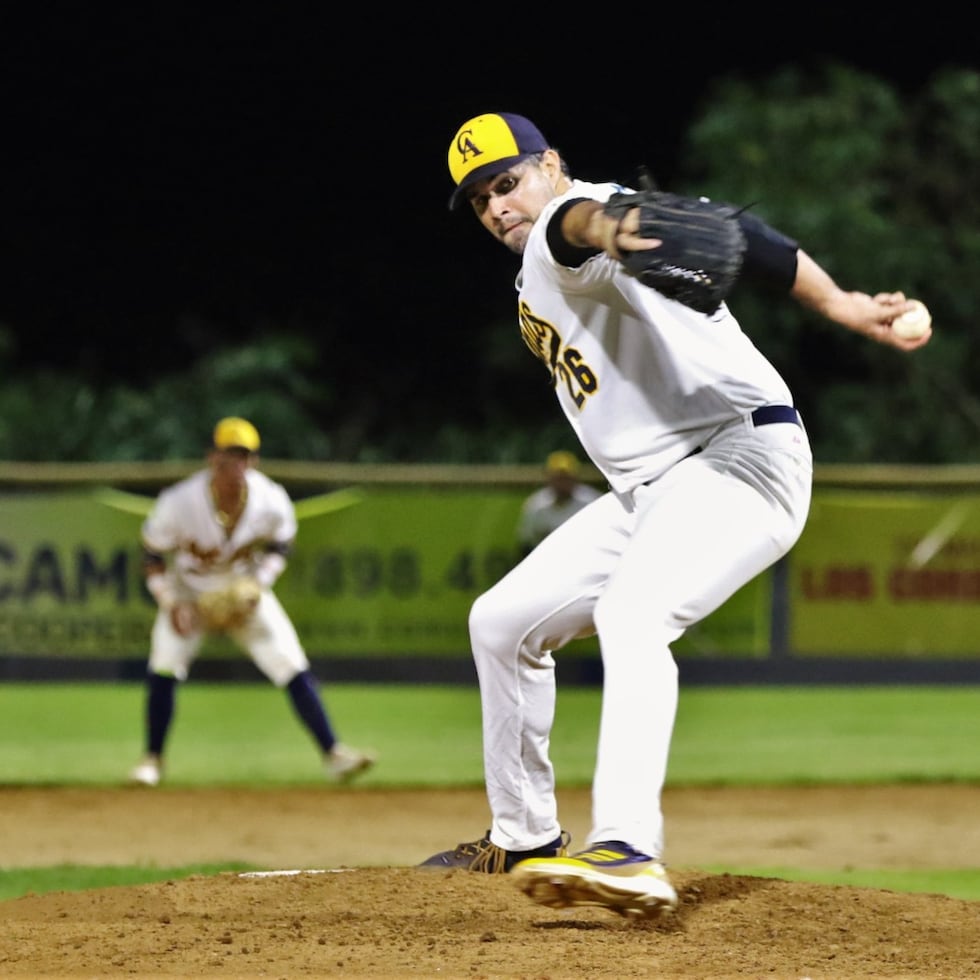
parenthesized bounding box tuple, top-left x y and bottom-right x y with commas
(325, 743, 376, 782)
(418, 829, 571, 873)
(510, 840, 678, 918)
(129, 756, 162, 787)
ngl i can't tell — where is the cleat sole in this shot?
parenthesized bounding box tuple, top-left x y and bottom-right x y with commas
(512, 866, 678, 919)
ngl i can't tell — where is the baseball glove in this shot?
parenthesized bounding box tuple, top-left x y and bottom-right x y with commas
(603, 188, 747, 315)
(196, 577, 262, 632)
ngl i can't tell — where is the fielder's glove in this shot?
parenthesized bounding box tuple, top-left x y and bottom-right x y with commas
(603, 188, 747, 315)
(196, 577, 262, 632)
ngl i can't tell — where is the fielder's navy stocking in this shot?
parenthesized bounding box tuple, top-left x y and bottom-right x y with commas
(286, 669, 337, 753)
(146, 672, 176, 755)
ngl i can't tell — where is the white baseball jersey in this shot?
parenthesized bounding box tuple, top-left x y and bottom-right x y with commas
(142, 468, 296, 594)
(517, 179, 795, 496)
(142, 467, 308, 686)
(516, 483, 603, 551)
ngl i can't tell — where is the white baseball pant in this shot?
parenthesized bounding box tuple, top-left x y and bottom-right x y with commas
(470, 413, 812, 859)
(148, 589, 309, 687)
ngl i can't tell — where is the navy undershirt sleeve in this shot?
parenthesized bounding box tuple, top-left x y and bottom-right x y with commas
(547, 197, 601, 267)
(737, 211, 799, 292)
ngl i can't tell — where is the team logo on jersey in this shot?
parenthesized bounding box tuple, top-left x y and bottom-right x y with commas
(183, 540, 259, 570)
(519, 302, 561, 379)
(519, 301, 599, 410)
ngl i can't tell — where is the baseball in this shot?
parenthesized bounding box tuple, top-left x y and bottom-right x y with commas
(891, 299, 931, 340)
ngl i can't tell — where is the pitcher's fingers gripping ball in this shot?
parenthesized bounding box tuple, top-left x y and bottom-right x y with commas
(890, 298, 932, 340)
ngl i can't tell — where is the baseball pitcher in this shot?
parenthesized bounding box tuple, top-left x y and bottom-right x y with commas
(420, 112, 932, 917)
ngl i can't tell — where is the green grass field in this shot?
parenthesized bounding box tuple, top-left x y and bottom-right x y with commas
(2, 682, 979, 901)
(4, 682, 980, 787)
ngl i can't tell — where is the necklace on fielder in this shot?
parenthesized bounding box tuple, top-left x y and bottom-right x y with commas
(212, 483, 248, 531)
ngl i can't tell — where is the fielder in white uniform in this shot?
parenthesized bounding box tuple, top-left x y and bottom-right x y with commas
(129, 416, 376, 787)
(516, 450, 602, 557)
(420, 113, 932, 915)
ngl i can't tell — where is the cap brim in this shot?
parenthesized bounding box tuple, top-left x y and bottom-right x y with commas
(448, 153, 531, 211)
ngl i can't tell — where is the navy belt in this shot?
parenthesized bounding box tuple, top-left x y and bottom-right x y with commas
(751, 405, 800, 427)
(684, 405, 800, 461)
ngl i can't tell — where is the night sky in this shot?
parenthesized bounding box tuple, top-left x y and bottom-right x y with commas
(2, 8, 973, 384)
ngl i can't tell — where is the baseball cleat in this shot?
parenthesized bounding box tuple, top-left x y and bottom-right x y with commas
(129, 756, 162, 787)
(418, 830, 570, 873)
(325, 743, 377, 782)
(510, 841, 678, 918)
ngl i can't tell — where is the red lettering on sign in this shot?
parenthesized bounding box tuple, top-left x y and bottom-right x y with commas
(888, 567, 980, 600)
(800, 566, 874, 600)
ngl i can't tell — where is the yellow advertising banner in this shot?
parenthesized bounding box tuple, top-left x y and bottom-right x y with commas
(4, 486, 975, 662)
(0, 486, 768, 660)
(0, 492, 149, 657)
(790, 491, 980, 656)
(280, 487, 532, 656)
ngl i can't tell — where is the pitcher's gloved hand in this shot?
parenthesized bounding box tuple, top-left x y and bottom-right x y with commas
(603, 188, 747, 315)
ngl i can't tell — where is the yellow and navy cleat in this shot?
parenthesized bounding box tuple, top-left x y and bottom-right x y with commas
(418, 830, 570, 873)
(510, 840, 678, 918)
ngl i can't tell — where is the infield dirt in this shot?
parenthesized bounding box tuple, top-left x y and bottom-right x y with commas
(1, 784, 978, 978)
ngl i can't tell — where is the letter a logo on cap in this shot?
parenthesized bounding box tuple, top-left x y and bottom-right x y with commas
(448, 114, 521, 186)
(446, 112, 548, 210)
(455, 129, 484, 167)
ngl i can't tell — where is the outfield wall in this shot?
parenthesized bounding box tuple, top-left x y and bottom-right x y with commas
(1, 461, 978, 683)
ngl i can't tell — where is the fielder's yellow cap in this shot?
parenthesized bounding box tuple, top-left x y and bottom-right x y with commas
(213, 417, 260, 452)
(447, 112, 550, 211)
(545, 451, 580, 476)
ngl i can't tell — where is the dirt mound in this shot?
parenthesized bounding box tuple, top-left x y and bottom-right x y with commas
(1, 785, 977, 978)
(2, 867, 978, 978)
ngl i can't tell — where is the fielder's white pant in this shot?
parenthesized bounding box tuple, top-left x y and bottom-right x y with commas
(148, 589, 309, 687)
(470, 414, 812, 859)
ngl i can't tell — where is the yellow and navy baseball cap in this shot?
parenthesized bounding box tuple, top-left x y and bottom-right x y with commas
(213, 417, 260, 452)
(447, 112, 550, 211)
